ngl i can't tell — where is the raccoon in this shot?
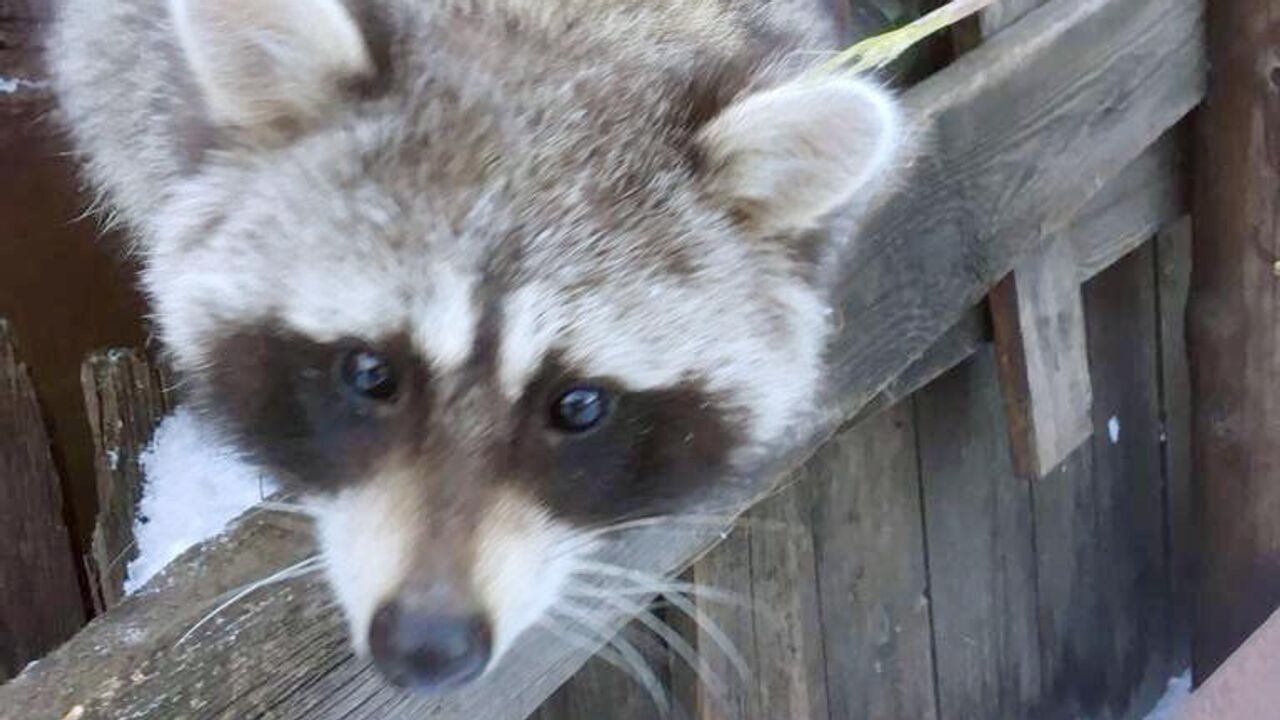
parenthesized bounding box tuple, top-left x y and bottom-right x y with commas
(50, 0, 905, 694)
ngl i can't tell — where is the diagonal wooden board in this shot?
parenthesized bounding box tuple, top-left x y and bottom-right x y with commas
(0, 0, 1205, 716)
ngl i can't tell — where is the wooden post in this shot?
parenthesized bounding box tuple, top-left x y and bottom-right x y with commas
(0, 320, 86, 680)
(1189, 0, 1280, 682)
(81, 349, 171, 612)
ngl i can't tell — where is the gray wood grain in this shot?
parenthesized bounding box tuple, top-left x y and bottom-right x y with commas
(1035, 245, 1176, 719)
(81, 349, 170, 612)
(0, 0, 1206, 715)
(810, 405, 937, 720)
(975, 0, 1091, 483)
(1003, 234, 1093, 478)
(915, 347, 1042, 720)
(1155, 217, 1193, 674)
(682, 466, 829, 720)
(1068, 132, 1186, 282)
(0, 319, 86, 681)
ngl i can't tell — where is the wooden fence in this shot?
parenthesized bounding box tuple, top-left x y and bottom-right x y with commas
(0, 0, 1207, 717)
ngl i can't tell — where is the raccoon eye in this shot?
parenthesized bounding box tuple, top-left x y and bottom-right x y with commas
(551, 386, 610, 433)
(339, 349, 399, 402)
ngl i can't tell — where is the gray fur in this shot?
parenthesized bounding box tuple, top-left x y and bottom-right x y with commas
(50, 0, 906, 685)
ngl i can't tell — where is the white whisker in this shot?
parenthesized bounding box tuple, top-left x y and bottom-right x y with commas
(548, 605, 671, 717)
(566, 594, 730, 710)
(660, 591, 750, 681)
(535, 616, 646, 687)
(177, 555, 324, 646)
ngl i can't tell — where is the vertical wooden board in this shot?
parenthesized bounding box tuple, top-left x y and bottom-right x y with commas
(915, 347, 1042, 720)
(680, 481, 828, 720)
(1035, 243, 1173, 719)
(969, 0, 1093, 480)
(81, 349, 170, 611)
(1155, 217, 1193, 673)
(810, 404, 938, 720)
(1188, 0, 1280, 681)
(0, 320, 86, 680)
(1083, 242, 1175, 713)
(1012, 235, 1093, 476)
(684, 523, 758, 720)
(742, 483, 829, 720)
(991, 235, 1093, 479)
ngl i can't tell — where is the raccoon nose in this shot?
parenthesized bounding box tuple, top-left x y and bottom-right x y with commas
(368, 600, 492, 692)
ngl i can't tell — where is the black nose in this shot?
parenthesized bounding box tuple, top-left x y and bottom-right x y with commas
(368, 601, 492, 692)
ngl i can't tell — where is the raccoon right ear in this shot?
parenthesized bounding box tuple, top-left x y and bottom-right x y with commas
(695, 76, 903, 237)
(170, 0, 373, 134)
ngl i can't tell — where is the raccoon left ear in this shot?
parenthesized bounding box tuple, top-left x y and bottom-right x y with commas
(170, 0, 373, 134)
(696, 76, 903, 236)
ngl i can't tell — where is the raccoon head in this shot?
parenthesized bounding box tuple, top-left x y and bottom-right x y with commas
(152, 0, 903, 693)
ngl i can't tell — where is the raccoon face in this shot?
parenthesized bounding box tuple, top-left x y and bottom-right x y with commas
(150, 0, 903, 694)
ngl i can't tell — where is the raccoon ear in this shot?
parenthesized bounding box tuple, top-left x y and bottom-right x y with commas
(170, 0, 373, 132)
(696, 77, 902, 236)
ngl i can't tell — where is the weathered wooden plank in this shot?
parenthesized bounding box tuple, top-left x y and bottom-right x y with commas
(677, 523, 756, 720)
(0, 0, 1206, 715)
(81, 349, 170, 612)
(0, 319, 86, 681)
(827, 0, 1202, 430)
(916, 347, 1041, 719)
(1089, 243, 1176, 714)
(682, 467, 829, 720)
(990, 234, 1093, 478)
(810, 404, 938, 720)
(1188, 0, 1280, 682)
(852, 307, 987, 425)
(1068, 132, 1185, 282)
(1035, 244, 1174, 719)
(973, 0, 1083, 482)
(987, 128, 1183, 479)
(1155, 217, 1193, 674)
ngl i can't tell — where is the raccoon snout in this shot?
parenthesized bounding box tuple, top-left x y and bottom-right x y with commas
(368, 596, 493, 693)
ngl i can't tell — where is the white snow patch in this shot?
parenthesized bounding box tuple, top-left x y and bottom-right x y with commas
(0, 76, 49, 95)
(1108, 415, 1121, 444)
(1143, 669, 1191, 720)
(124, 407, 278, 594)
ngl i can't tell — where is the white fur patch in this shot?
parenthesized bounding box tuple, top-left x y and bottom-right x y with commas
(498, 284, 560, 400)
(413, 266, 479, 372)
(473, 489, 585, 662)
(312, 482, 417, 655)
